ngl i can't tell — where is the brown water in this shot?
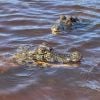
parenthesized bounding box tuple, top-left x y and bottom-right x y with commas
(0, 0, 100, 100)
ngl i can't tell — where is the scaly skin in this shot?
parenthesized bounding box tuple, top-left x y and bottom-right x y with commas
(12, 43, 82, 67)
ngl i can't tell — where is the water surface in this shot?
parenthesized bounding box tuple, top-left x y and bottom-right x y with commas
(0, 0, 100, 100)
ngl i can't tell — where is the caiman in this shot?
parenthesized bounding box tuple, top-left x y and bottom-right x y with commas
(51, 15, 89, 34)
(12, 43, 82, 67)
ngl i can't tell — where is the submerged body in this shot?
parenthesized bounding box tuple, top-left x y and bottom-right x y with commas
(51, 15, 88, 34)
(12, 43, 82, 67)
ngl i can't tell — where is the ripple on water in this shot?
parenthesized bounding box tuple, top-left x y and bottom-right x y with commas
(77, 80, 100, 92)
(0, 0, 100, 99)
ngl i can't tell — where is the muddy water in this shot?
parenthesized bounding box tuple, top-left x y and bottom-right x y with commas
(0, 0, 100, 100)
